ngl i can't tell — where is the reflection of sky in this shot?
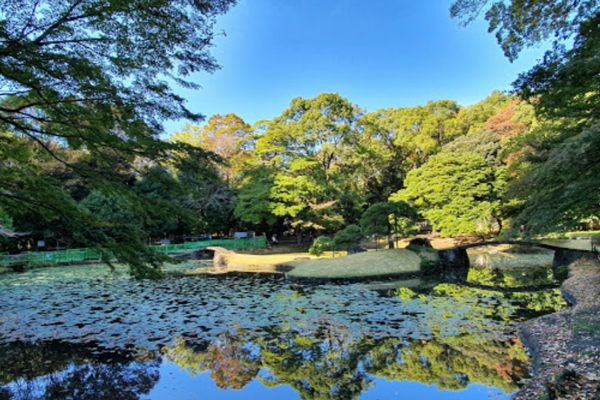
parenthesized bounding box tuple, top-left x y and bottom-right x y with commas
(148, 362, 508, 400)
(148, 362, 300, 400)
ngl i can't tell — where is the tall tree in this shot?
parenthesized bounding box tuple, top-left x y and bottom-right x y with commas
(450, 0, 599, 61)
(171, 114, 254, 185)
(0, 0, 235, 275)
(393, 152, 507, 237)
(355, 93, 512, 202)
(254, 93, 363, 236)
(452, 0, 600, 235)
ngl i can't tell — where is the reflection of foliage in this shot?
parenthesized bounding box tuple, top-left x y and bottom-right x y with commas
(258, 328, 372, 400)
(0, 341, 159, 400)
(396, 287, 417, 301)
(165, 333, 260, 390)
(165, 320, 534, 398)
(164, 338, 209, 377)
(205, 333, 260, 389)
(467, 263, 555, 288)
(365, 335, 528, 392)
(433, 282, 566, 319)
(43, 362, 158, 400)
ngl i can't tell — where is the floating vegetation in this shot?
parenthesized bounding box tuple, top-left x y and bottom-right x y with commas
(0, 262, 566, 399)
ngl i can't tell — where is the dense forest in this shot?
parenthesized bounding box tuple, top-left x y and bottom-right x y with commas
(1, 0, 598, 275)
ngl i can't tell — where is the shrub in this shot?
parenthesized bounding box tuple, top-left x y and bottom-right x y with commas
(309, 236, 334, 256)
(333, 224, 363, 250)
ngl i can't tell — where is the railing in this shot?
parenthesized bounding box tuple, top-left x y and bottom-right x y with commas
(0, 236, 267, 268)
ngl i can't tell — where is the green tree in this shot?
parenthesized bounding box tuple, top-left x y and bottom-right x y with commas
(354, 93, 512, 203)
(333, 224, 363, 251)
(360, 202, 416, 248)
(255, 94, 363, 237)
(450, 0, 599, 61)
(506, 123, 600, 234)
(452, 0, 600, 235)
(513, 13, 599, 124)
(233, 166, 278, 231)
(308, 235, 334, 256)
(0, 0, 235, 275)
(393, 152, 506, 237)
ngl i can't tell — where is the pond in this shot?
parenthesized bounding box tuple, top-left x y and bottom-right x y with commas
(0, 252, 566, 400)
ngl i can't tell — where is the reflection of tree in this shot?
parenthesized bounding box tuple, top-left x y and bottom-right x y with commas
(166, 323, 532, 398)
(432, 282, 566, 321)
(364, 335, 529, 392)
(257, 326, 372, 400)
(165, 332, 260, 389)
(165, 326, 373, 399)
(0, 341, 159, 400)
(43, 362, 159, 400)
(467, 264, 555, 288)
(206, 333, 260, 389)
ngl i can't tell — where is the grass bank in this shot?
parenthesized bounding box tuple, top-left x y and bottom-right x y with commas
(284, 248, 439, 281)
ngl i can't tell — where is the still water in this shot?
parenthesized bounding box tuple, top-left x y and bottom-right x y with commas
(0, 254, 565, 399)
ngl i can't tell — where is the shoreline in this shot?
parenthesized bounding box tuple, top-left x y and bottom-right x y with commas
(514, 258, 600, 399)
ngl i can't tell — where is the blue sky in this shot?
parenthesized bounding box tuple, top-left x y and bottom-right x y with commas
(164, 0, 548, 134)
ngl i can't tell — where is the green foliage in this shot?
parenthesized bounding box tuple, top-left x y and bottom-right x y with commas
(234, 167, 278, 229)
(0, 0, 235, 274)
(308, 236, 334, 256)
(360, 203, 394, 237)
(333, 224, 363, 250)
(507, 123, 600, 235)
(450, 0, 599, 61)
(394, 152, 505, 237)
(360, 201, 417, 246)
(514, 13, 600, 124)
(252, 93, 364, 232)
(449, 0, 600, 237)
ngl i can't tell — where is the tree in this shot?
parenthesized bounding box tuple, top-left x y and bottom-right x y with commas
(171, 114, 254, 185)
(513, 12, 600, 124)
(360, 202, 416, 248)
(233, 166, 278, 231)
(0, 0, 235, 275)
(506, 123, 600, 235)
(450, 0, 599, 61)
(270, 158, 345, 236)
(393, 152, 506, 237)
(255, 94, 363, 237)
(333, 224, 363, 251)
(354, 93, 512, 203)
(308, 235, 334, 256)
(452, 0, 600, 235)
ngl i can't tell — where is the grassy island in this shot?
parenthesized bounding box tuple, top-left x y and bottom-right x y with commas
(284, 248, 439, 281)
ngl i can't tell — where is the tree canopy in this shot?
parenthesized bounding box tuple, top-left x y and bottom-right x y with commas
(0, 0, 235, 275)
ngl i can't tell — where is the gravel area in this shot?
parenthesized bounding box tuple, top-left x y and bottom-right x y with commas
(514, 258, 600, 400)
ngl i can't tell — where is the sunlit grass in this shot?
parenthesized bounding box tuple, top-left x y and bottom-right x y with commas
(285, 249, 426, 279)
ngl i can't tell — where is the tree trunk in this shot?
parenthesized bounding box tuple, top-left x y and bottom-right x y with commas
(394, 215, 399, 248)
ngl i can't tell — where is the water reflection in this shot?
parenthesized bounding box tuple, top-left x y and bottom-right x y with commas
(0, 341, 159, 400)
(0, 260, 565, 399)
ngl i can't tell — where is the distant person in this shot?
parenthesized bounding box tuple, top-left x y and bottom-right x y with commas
(271, 234, 279, 246)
